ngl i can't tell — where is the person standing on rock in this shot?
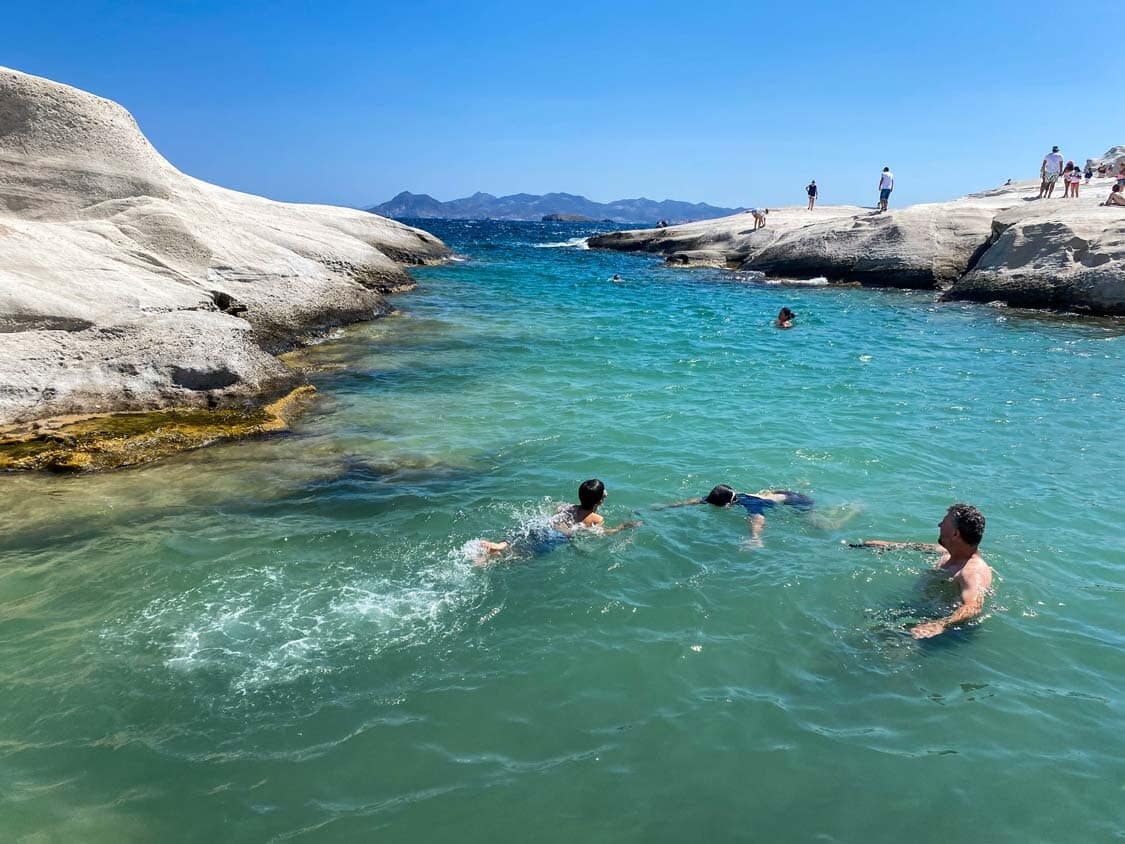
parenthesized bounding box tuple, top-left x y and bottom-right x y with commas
(806, 180, 818, 210)
(1039, 146, 1064, 198)
(1065, 166, 1082, 198)
(877, 167, 894, 212)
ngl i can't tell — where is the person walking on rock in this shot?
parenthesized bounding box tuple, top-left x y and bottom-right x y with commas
(877, 167, 894, 212)
(1039, 145, 1064, 198)
(806, 180, 818, 210)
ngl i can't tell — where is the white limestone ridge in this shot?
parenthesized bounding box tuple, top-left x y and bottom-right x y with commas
(0, 67, 449, 425)
(589, 158, 1125, 315)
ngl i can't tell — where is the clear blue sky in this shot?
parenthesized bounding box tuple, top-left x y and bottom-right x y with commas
(4, 0, 1121, 210)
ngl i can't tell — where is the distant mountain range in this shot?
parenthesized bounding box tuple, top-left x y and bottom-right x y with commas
(367, 191, 744, 224)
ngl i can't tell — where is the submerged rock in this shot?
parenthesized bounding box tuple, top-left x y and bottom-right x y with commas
(0, 386, 318, 472)
(0, 67, 450, 434)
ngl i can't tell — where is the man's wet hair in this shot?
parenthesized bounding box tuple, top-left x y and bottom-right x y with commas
(948, 503, 985, 546)
(704, 484, 737, 506)
(578, 479, 606, 508)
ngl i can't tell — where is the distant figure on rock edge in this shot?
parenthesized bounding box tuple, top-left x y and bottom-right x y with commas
(1065, 166, 1081, 198)
(776, 307, 796, 329)
(750, 208, 769, 229)
(1039, 146, 1064, 198)
(877, 167, 894, 212)
(806, 180, 818, 210)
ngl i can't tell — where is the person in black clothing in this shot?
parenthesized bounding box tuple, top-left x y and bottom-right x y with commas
(806, 180, 818, 210)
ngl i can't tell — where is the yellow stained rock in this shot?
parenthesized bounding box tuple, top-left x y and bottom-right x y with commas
(0, 386, 317, 472)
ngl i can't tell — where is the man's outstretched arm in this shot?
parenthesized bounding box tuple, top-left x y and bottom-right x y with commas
(849, 540, 944, 552)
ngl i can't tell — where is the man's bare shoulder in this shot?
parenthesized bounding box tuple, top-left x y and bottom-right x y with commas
(960, 554, 993, 590)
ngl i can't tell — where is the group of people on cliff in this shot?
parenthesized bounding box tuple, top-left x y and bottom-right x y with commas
(472, 479, 993, 642)
(1039, 145, 1125, 205)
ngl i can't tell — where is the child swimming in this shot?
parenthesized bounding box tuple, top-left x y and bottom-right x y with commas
(473, 479, 641, 566)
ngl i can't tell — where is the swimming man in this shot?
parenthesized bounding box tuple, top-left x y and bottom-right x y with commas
(851, 503, 993, 639)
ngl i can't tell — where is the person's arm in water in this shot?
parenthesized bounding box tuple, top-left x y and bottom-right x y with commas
(578, 512, 641, 535)
(849, 539, 944, 552)
(652, 497, 704, 510)
(910, 566, 989, 639)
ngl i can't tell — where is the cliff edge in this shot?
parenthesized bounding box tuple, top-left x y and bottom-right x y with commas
(0, 67, 450, 433)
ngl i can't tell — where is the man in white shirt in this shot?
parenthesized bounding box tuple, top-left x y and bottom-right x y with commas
(1039, 145, 1064, 199)
(877, 167, 894, 212)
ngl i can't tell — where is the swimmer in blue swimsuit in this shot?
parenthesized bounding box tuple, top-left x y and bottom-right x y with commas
(474, 479, 642, 566)
(657, 483, 814, 540)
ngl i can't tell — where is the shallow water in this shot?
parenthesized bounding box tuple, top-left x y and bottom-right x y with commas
(1, 220, 1123, 842)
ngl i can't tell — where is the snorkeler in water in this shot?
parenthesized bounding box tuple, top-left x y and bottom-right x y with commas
(656, 483, 814, 540)
(474, 479, 641, 566)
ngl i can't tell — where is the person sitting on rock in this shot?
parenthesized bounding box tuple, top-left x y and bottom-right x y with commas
(1105, 184, 1125, 207)
(473, 479, 641, 566)
(750, 208, 769, 230)
(656, 484, 814, 541)
(776, 307, 796, 329)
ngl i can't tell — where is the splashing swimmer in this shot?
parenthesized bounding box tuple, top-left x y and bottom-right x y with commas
(656, 484, 814, 541)
(850, 503, 993, 639)
(473, 479, 641, 566)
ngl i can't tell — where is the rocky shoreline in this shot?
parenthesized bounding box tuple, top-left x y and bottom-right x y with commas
(0, 68, 451, 470)
(588, 159, 1125, 314)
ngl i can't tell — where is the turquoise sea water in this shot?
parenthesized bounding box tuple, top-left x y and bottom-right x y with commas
(1, 220, 1123, 842)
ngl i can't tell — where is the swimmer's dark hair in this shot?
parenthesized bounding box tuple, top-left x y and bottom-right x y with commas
(704, 484, 737, 506)
(578, 479, 606, 508)
(948, 503, 985, 546)
(778, 307, 795, 320)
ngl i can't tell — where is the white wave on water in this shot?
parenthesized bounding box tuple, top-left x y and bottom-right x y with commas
(762, 275, 830, 286)
(109, 548, 485, 696)
(534, 237, 590, 250)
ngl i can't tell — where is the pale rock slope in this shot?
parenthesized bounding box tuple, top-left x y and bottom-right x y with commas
(0, 67, 449, 425)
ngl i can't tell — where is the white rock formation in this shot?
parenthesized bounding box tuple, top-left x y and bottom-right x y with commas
(589, 171, 1125, 313)
(0, 67, 449, 425)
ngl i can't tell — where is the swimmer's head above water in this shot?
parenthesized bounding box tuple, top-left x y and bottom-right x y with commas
(578, 479, 607, 509)
(940, 502, 985, 549)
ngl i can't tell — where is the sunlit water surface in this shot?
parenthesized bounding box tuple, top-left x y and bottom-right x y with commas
(1, 221, 1123, 842)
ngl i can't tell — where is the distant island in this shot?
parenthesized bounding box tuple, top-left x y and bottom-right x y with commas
(367, 191, 744, 224)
